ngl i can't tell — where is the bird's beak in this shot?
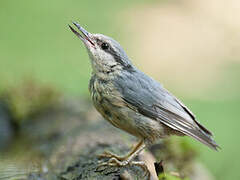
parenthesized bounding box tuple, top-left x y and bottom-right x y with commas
(68, 22, 95, 46)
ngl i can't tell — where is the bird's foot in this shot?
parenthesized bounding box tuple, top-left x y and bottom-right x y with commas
(97, 157, 150, 179)
(97, 140, 149, 178)
(98, 151, 125, 161)
(99, 157, 129, 167)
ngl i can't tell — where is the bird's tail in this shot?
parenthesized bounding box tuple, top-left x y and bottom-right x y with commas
(193, 121, 220, 151)
(159, 114, 220, 151)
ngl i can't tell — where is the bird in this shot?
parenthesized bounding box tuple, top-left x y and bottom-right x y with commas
(68, 22, 219, 175)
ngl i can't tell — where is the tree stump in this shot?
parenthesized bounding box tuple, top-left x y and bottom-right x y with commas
(1, 98, 214, 180)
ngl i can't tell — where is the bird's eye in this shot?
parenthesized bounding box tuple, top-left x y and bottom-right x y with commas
(101, 42, 109, 50)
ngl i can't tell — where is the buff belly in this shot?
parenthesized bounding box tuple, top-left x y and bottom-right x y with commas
(95, 102, 170, 144)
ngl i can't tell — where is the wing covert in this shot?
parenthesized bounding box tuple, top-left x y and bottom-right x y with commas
(113, 69, 218, 150)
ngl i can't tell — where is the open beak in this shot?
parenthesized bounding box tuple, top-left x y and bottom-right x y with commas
(68, 22, 95, 46)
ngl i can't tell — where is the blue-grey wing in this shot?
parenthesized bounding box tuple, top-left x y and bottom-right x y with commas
(113, 69, 219, 150)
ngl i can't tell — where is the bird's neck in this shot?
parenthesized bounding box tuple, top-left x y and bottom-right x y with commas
(90, 61, 122, 79)
(91, 68, 117, 82)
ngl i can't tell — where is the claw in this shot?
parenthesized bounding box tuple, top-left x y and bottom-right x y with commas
(97, 158, 150, 179)
(96, 140, 149, 178)
(98, 157, 129, 167)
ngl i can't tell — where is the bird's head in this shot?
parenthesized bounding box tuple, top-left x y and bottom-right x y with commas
(69, 22, 133, 74)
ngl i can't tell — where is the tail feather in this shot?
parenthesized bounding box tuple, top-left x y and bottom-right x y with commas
(157, 114, 220, 151)
(194, 120, 213, 136)
(189, 126, 219, 151)
(195, 123, 220, 151)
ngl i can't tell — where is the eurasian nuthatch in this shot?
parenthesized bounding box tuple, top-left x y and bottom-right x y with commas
(69, 22, 219, 176)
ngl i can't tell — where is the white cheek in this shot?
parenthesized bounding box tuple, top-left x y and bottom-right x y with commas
(88, 48, 117, 72)
(96, 50, 116, 66)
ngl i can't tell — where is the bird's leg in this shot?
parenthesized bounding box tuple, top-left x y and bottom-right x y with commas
(98, 139, 144, 161)
(97, 140, 150, 178)
(98, 140, 145, 167)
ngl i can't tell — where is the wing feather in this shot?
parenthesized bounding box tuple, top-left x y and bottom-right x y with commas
(114, 70, 219, 150)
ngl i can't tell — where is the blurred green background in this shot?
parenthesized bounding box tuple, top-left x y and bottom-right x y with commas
(0, 0, 239, 180)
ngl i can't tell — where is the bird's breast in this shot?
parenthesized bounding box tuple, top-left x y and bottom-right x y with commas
(89, 74, 124, 106)
(89, 75, 134, 129)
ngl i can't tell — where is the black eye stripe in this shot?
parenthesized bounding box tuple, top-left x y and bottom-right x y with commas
(96, 38, 132, 69)
(97, 40, 110, 51)
(96, 39, 116, 55)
